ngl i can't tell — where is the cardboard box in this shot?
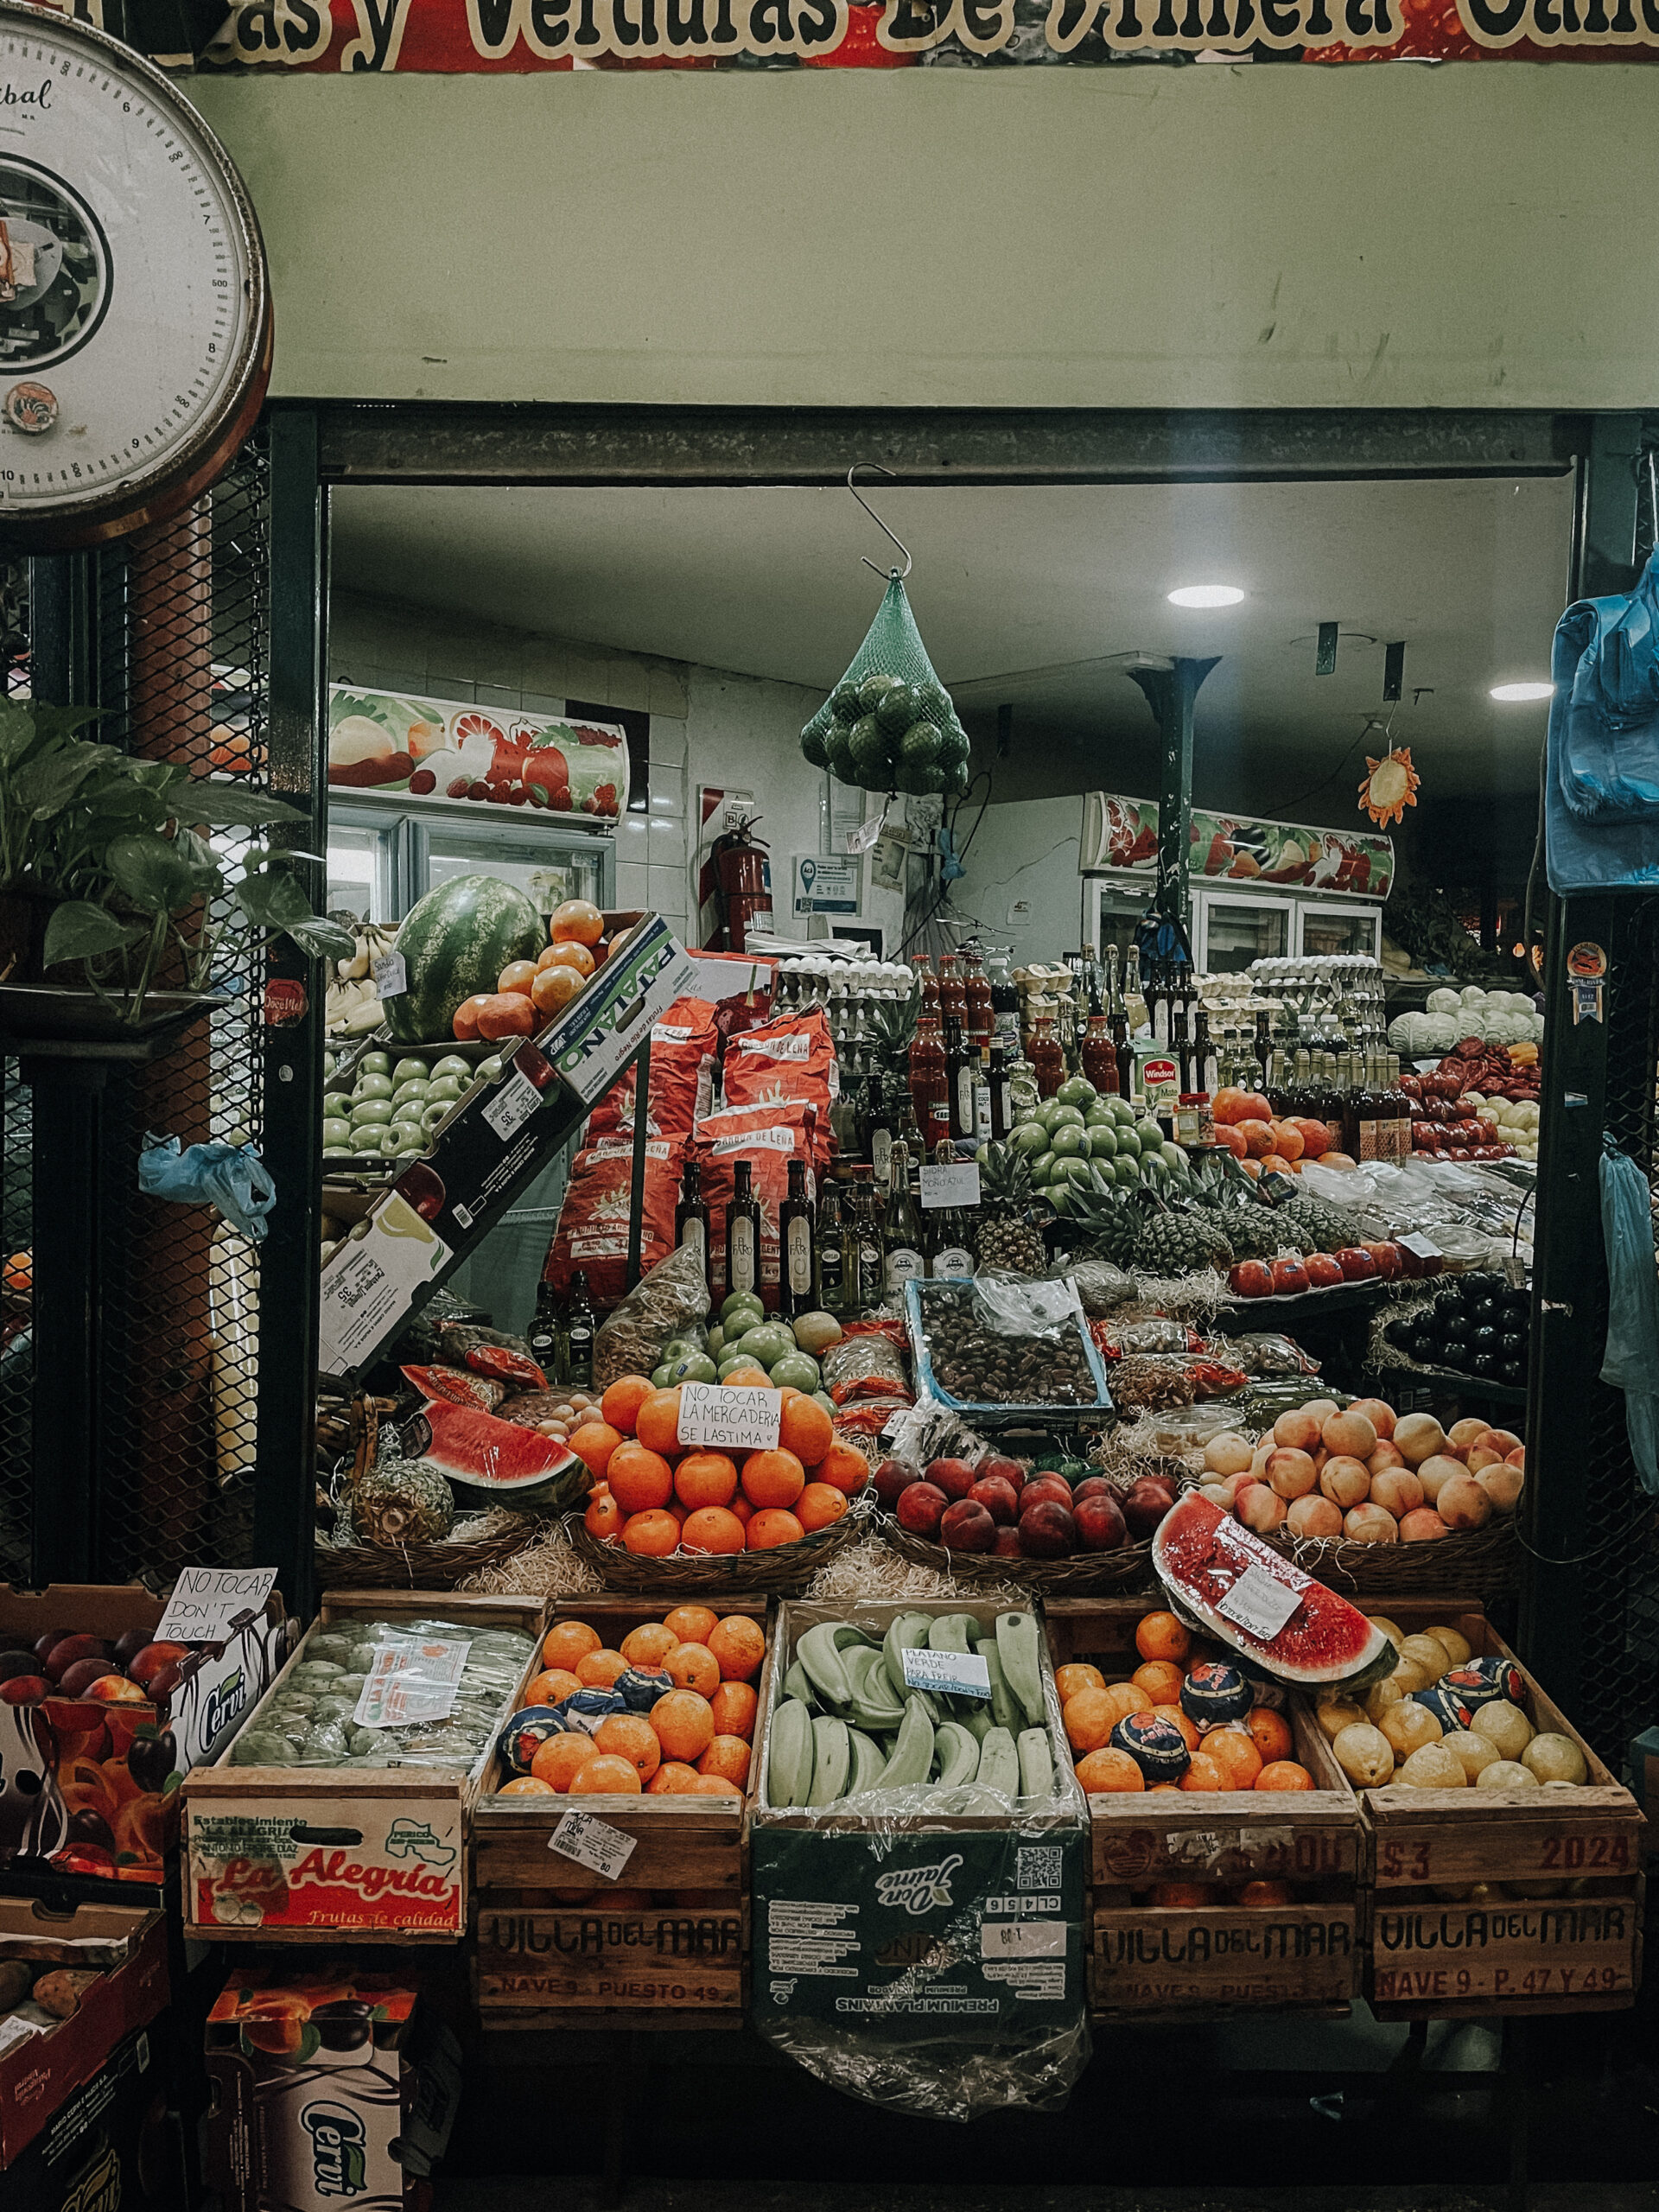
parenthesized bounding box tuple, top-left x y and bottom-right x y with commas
(205, 1961, 461, 2212)
(184, 1593, 544, 1942)
(0, 1582, 289, 1888)
(0, 1898, 168, 2168)
(4, 2025, 178, 2212)
(540, 912, 697, 1106)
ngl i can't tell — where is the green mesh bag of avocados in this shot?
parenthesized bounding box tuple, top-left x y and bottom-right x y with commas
(800, 575, 972, 798)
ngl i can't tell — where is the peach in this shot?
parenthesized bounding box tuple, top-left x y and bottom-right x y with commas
(1399, 1508, 1451, 1541)
(1236, 1482, 1288, 1532)
(1344, 1503, 1400, 1543)
(1436, 1472, 1493, 1531)
(1272, 1408, 1322, 1454)
(1266, 1447, 1319, 1501)
(1319, 1456, 1371, 1510)
(1367, 1440, 1406, 1476)
(1466, 1446, 1504, 1473)
(128, 1642, 188, 1688)
(1370, 1466, 1425, 1518)
(1504, 1446, 1526, 1469)
(1203, 1433, 1255, 1478)
(85, 1674, 147, 1705)
(1484, 1428, 1523, 1454)
(1415, 1454, 1465, 1505)
(1303, 1399, 1340, 1426)
(1447, 1417, 1491, 1453)
(1474, 1464, 1524, 1514)
(1393, 1413, 1446, 1466)
(1322, 1410, 1377, 1459)
(1347, 1397, 1396, 1440)
(1287, 1494, 1344, 1539)
(1250, 1444, 1273, 1479)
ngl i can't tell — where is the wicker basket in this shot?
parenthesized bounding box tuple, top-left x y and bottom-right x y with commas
(880, 1518, 1158, 1594)
(315, 1522, 537, 1592)
(565, 1492, 878, 1597)
(1255, 1513, 1519, 1598)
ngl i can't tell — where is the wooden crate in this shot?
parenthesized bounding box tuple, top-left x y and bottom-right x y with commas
(1045, 1599, 1365, 2018)
(184, 1592, 546, 1943)
(1358, 1601, 1645, 2018)
(470, 1599, 769, 2024)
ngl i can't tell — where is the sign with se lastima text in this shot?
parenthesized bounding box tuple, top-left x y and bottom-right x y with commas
(162, 0, 1659, 70)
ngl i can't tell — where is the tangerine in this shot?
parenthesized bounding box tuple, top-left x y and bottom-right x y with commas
(634, 1389, 683, 1456)
(1179, 1754, 1226, 1791)
(646, 1762, 701, 1794)
(607, 1444, 675, 1514)
(531, 1733, 600, 1790)
(1161, 1710, 1202, 1753)
(1063, 1688, 1116, 1754)
(1247, 1708, 1295, 1764)
(498, 959, 540, 999)
(796, 1482, 849, 1532)
(690, 1773, 741, 1797)
(569, 1754, 644, 1796)
(541, 939, 596, 978)
(814, 1440, 871, 1495)
(452, 994, 492, 1042)
(595, 1713, 662, 1780)
(747, 1508, 804, 1549)
(652, 1689, 715, 1763)
(680, 1507, 746, 1554)
(708, 1616, 766, 1681)
(569, 1423, 624, 1479)
(1204, 1729, 1265, 1789)
(620, 1623, 678, 1669)
(550, 897, 604, 947)
(1130, 1660, 1186, 1706)
(621, 1510, 682, 1556)
(575, 1649, 630, 1689)
(1237, 1879, 1294, 1907)
(665, 1642, 721, 1696)
(697, 1734, 753, 1787)
(584, 1489, 624, 1543)
(601, 1376, 653, 1434)
(1075, 1747, 1146, 1793)
(674, 1451, 739, 1510)
(1098, 1681, 1156, 1728)
(709, 1681, 758, 1740)
(1055, 1663, 1106, 1702)
(741, 1448, 806, 1510)
(525, 1668, 583, 1707)
(1255, 1760, 1315, 1792)
(778, 1395, 835, 1468)
(1135, 1611, 1192, 1664)
(542, 1619, 602, 1672)
(729, 1494, 755, 1527)
(1150, 1882, 1212, 1907)
(664, 1604, 720, 1645)
(498, 1776, 556, 1796)
(721, 1367, 772, 1390)
(531, 963, 584, 1018)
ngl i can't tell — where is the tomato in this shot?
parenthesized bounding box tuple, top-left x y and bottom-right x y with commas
(452, 994, 493, 1042)
(1270, 1257, 1311, 1295)
(1304, 1254, 1344, 1287)
(1228, 1262, 1273, 1298)
(1334, 1247, 1378, 1281)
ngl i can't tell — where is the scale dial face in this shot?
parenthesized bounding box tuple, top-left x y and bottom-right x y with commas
(0, 3, 269, 547)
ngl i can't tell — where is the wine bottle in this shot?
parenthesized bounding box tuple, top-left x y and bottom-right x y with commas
(725, 1159, 761, 1304)
(815, 1177, 847, 1313)
(882, 1141, 925, 1297)
(563, 1270, 595, 1388)
(780, 1157, 816, 1318)
(674, 1157, 710, 1288)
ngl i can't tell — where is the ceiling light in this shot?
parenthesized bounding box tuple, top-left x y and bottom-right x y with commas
(1489, 680, 1553, 702)
(1167, 584, 1245, 608)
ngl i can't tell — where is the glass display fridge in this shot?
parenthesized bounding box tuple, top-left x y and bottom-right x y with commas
(1294, 899, 1383, 961)
(1192, 887, 1296, 975)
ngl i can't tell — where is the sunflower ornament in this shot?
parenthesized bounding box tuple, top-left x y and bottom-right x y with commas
(1358, 745, 1421, 829)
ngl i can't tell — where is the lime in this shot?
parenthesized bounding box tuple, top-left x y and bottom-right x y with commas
(801, 726, 829, 769)
(918, 681, 953, 722)
(1084, 1101, 1115, 1127)
(721, 1288, 766, 1325)
(827, 734, 856, 782)
(1051, 1124, 1085, 1158)
(1057, 1076, 1097, 1109)
(1031, 1150, 1057, 1185)
(1010, 1120, 1048, 1154)
(669, 1352, 719, 1386)
(831, 683, 863, 724)
(1160, 1142, 1186, 1173)
(1109, 1096, 1137, 1124)
(1046, 1183, 1071, 1216)
(1057, 1155, 1094, 1186)
(857, 671, 904, 715)
(359, 1052, 391, 1077)
(322, 1117, 352, 1148)
(876, 682, 924, 734)
(892, 760, 934, 797)
(1134, 1119, 1165, 1153)
(770, 1351, 820, 1391)
(1141, 1152, 1168, 1181)
(1088, 1125, 1119, 1160)
(1113, 1155, 1141, 1188)
(899, 721, 941, 766)
(849, 714, 888, 766)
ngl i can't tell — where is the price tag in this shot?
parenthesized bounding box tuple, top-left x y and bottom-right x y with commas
(900, 1645, 992, 1700)
(1216, 1565, 1302, 1643)
(677, 1382, 781, 1453)
(482, 1069, 543, 1141)
(847, 809, 887, 855)
(372, 950, 407, 1000)
(549, 1809, 638, 1881)
(1397, 1231, 1442, 1261)
(980, 1921, 1066, 1959)
(153, 1567, 277, 1646)
(919, 1161, 981, 1211)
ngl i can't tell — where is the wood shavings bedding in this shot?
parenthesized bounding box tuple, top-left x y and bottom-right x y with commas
(805, 1532, 1022, 1608)
(1121, 1270, 1230, 1325)
(459, 1516, 604, 1600)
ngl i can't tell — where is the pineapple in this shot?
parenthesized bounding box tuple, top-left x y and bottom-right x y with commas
(1279, 1189, 1364, 1252)
(974, 1142, 1049, 1274)
(1067, 1179, 1142, 1270)
(346, 1427, 454, 1548)
(1135, 1193, 1235, 1278)
(863, 983, 920, 1080)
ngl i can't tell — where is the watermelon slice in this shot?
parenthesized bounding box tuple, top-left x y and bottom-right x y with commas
(1152, 1493, 1395, 1690)
(407, 1399, 585, 1510)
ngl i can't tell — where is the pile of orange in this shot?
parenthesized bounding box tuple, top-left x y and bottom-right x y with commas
(497, 1605, 767, 1800)
(1057, 1607, 1314, 1797)
(573, 1374, 871, 1559)
(1210, 1088, 1357, 1178)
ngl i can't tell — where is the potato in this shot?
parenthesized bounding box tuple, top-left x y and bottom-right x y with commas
(31, 1968, 98, 2019)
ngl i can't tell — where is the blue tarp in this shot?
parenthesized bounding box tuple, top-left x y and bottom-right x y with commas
(1547, 549, 1659, 894)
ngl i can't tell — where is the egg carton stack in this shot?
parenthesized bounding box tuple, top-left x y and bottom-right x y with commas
(1389, 984, 1543, 1062)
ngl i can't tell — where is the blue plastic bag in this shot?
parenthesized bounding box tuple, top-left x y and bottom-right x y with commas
(138, 1133, 276, 1243)
(1547, 549, 1659, 893)
(1598, 1141, 1659, 1496)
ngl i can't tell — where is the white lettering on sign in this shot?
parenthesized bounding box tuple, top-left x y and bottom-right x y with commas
(550, 1810, 638, 1880)
(900, 1646, 992, 1700)
(677, 1382, 782, 1453)
(734, 1033, 813, 1061)
(1216, 1564, 1302, 1643)
(919, 1162, 982, 1211)
(153, 1567, 277, 1647)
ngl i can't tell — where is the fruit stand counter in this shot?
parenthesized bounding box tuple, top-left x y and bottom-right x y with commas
(1359, 1604, 1644, 2019)
(471, 1599, 770, 2031)
(1043, 1599, 1365, 2019)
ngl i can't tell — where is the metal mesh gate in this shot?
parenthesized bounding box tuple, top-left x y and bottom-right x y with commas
(0, 558, 33, 1581)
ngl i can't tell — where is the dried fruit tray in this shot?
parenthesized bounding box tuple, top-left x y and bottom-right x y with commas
(903, 1277, 1114, 1425)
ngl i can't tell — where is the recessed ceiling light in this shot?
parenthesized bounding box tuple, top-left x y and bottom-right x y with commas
(1167, 584, 1245, 608)
(1489, 680, 1553, 702)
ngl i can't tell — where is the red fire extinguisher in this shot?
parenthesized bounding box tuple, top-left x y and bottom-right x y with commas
(709, 813, 772, 952)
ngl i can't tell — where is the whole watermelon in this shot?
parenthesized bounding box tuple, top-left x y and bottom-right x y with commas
(387, 874, 543, 1044)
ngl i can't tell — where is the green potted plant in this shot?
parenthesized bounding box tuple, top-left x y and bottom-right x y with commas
(0, 700, 353, 1027)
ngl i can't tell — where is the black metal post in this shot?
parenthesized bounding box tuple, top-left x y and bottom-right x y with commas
(1128, 657, 1219, 936)
(626, 1034, 652, 1291)
(253, 408, 327, 1619)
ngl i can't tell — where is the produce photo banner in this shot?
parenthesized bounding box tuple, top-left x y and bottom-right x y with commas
(199, 0, 1659, 67)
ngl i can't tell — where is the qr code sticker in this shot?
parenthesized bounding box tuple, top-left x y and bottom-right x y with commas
(1016, 1847, 1062, 1891)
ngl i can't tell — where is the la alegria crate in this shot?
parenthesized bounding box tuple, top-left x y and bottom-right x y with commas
(1043, 1598, 1364, 2018)
(1360, 1601, 1645, 2018)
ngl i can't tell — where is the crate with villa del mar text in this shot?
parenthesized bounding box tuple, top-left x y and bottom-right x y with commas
(471, 1599, 771, 2030)
(1360, 1602, 1644, 2018)
(1043, 1599, 1365, 2019)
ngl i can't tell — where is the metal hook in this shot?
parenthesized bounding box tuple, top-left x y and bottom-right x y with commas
(847, 462, 913, 581)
